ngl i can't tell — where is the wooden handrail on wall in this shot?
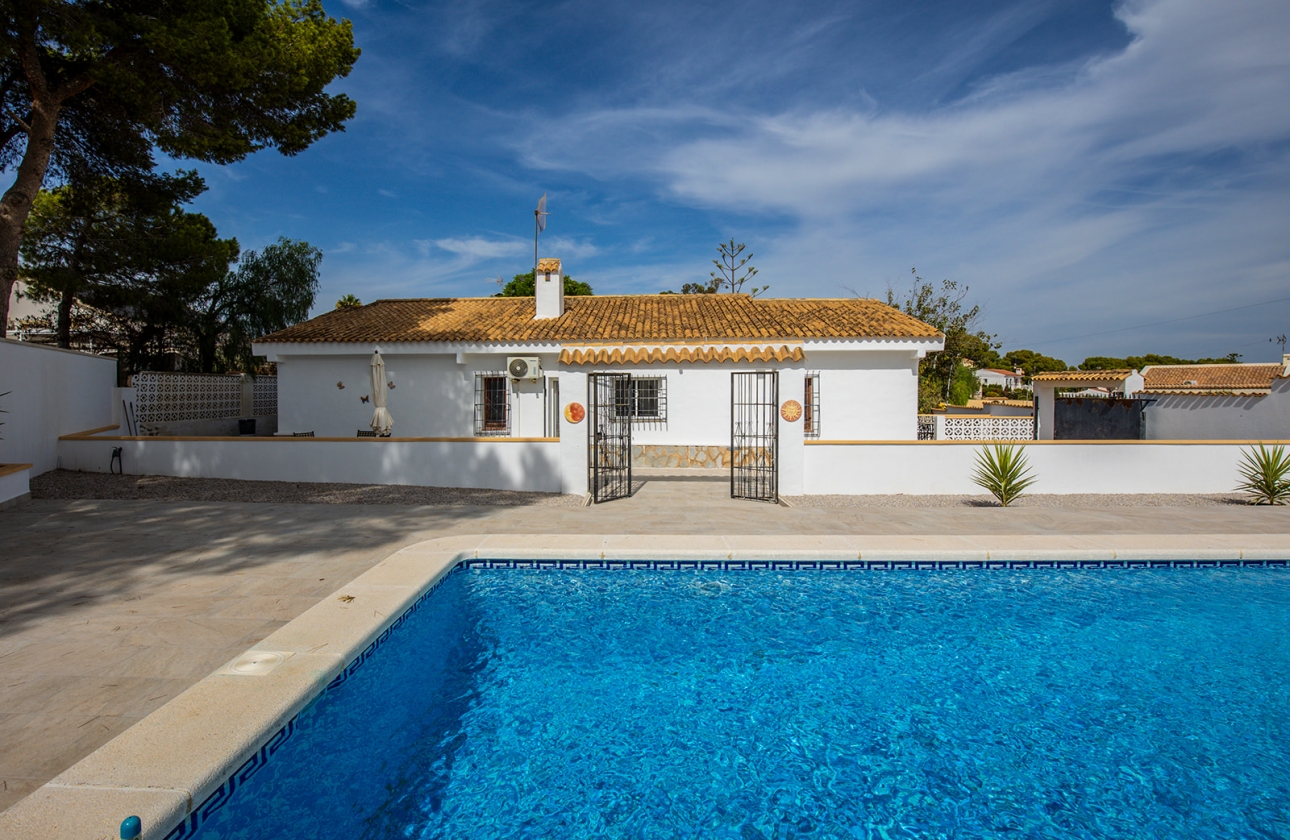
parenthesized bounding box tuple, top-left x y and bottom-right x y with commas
(58, 428, 559, 443)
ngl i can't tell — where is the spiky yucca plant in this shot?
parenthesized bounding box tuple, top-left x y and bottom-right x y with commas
(1236, 443, 1290, 505)
(972, 443, 1037, 507)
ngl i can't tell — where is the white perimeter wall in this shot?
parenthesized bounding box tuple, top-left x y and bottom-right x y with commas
(804, 442, 1270, 495)
(58, 436, 561, 492)
(275, 349, 922, 444)
(1145, 380, 1290, 440)
(0, 339, 115, 474)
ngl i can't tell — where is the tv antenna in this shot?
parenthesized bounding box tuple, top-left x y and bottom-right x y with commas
(533, 193, 549, 276)
(1274, 334, 1287, 353)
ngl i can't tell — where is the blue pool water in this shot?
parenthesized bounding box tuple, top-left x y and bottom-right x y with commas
(187, 567, 1290, 839)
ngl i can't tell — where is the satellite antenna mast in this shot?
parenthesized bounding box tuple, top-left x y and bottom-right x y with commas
(533, 193, 549, 277)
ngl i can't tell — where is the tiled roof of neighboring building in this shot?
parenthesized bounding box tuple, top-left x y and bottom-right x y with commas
(1140, 363, 1285, 395)
(1030, 369, 1135, 382)
(258, 295, 943, 345)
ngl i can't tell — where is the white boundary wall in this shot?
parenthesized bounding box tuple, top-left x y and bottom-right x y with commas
(1145, 379, 1290, 440)
(58, 436, 561, 492)
(0, 339, 115, 475)
(803, 441, 1273, 495)
(0, 465, 30, 508)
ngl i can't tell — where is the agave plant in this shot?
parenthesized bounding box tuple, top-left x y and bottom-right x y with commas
(0, 390, 8, 440)
(972, 443, 1037, 507)
(1236, 443, 1290, 505)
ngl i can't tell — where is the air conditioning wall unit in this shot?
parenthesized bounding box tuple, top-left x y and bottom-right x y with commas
(507, 356, 543, 381)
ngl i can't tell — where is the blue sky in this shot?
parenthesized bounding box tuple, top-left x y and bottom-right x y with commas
(180, 0, 1289, 364)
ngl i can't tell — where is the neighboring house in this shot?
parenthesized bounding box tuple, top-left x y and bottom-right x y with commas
(974, 367, 1025, 391)
(5, 280, 52, 337)
(1138, 360, 1290, 440)
(253, 258, 945, 464)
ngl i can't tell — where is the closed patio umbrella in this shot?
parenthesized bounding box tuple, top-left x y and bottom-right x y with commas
(370, 350, 393, 435)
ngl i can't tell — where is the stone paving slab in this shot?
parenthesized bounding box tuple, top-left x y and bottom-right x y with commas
(2, 491, 1290, 816)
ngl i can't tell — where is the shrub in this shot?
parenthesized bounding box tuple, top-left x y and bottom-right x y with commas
(1236, 443, 1290, 505)
(972, 444, 1037, 507)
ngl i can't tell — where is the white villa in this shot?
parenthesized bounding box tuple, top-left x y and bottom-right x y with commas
(974, 367, 1025, 391)
(252, 259, 944, 498)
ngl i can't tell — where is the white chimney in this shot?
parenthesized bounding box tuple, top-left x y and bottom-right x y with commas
(1283, 353, 1290, 377)
(535, 257, 563, 319)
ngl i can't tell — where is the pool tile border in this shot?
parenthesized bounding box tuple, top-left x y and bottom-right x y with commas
(3, 533, 1288, 840)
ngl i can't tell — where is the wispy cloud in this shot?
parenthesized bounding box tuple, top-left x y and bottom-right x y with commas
(544, 236, 599, 260)
(502, 0, 1290, 358)
(159, 0, 1289, 362)
(433, 237, 527, 259)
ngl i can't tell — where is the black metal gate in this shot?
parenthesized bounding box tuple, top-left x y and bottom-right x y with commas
(588, 373, 632, 503)
(731, 371, 778, 502)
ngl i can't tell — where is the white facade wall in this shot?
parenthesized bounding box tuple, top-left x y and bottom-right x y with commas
(275, 351, 561, 439)
(0, 339, 116, 474)
(802, 441, 1267, 495)
(58, 436, 561, 492)
(1144, 380, 1290, 440)
(272, 347, 922, 444)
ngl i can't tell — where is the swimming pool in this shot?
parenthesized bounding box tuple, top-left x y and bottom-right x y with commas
(182, 564, 1290, 839)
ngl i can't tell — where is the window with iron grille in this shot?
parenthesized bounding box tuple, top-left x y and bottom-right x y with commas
(804, 372, 821, 438)
(613, 376, 667, 422)
(474, 373, 510, 435)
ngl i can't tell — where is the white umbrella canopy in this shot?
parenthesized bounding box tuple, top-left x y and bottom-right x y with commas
(370, 350, 393, 435)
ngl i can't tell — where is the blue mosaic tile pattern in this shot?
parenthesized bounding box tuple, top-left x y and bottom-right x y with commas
(166, 558, 1289, 840)
(464, 557, 1285, 571)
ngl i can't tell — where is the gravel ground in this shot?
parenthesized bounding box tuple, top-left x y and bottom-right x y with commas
(786, 492, 1249, 508)
(30, 470, 584, 507)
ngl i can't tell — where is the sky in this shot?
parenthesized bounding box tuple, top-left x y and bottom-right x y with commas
(177, 0, 1290, 365)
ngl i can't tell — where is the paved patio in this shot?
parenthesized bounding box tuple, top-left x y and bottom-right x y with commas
(2, 477, 1289, 812)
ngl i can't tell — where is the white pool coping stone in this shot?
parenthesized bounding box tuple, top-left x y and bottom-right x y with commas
(4, 532, 1289, 839)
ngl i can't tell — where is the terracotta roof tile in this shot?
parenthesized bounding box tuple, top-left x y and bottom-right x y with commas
(1031, 369, 1135, 382)
(1141, 363, 1284, 394)
(258, 295, 942, 345)
(537, 258, 561, 272)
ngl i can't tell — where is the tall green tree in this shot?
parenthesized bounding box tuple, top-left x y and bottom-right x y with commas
(0, 0, 360, 335)
(20, 170, 210, 347)
(186, 237, 320, 372)
(1079, 352, 1243, 370)
(77, 193, 238, 379)
(1002, 349, 1067, 376)
(886, 268, 999, 411)
(496, 270, 592, 297)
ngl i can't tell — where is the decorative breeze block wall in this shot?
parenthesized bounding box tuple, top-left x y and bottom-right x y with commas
(133, 371, 277, 425)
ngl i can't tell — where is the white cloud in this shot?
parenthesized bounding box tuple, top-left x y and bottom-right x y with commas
(433, 237, 527, 259)
(508, 0, 1290, 360)
(519, 0, 1290, 219)
(544, 236, 599, 260)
